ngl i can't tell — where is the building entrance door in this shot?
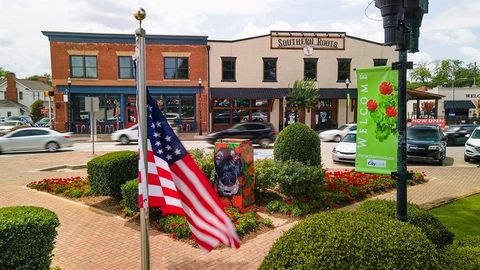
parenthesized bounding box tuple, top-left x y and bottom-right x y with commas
(126, 106, 137, 128)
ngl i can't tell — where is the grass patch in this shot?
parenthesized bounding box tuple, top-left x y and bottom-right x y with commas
(431, 193, 480, 241)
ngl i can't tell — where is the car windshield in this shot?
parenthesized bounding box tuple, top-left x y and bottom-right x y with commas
(337, 125, 348, 130)
(471, 130, 480, 139)
(445, 126, 460, 132)
(342, 134, 356, 143)
(408, 129, 440, 141)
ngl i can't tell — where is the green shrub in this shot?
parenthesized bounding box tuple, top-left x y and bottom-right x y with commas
(0, 206, 60, 269)
(87, 151, 137, 198)
(274, 122, 321, 166)
(439, 245, 480, 270)
(253, 159, 279, 193)
(158, 215, 191, 239)
(259, 211, 440, 270)
(276, 160, 324, 200)
(356, 199, 454, 249)
(266, 199, 310, 216)
(120, 179, 139, 213)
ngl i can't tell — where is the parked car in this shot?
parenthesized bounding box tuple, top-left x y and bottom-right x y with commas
(243, 112, 268, 122)
(407, 125, 447, 165)
(34, 117, 53, 127)
(443, 124, 478, 146)
(0, 121, 29, 136)
(319, 124, 357, 142)
(0, 127, 74, 153)
(111, 124, 138, 145)
(332, 131, 356, 163)
(6, 115, 33, 126)
(0, 116, 5, 123)
(464, 127, 480, 162)
(206, 122, 277, 148)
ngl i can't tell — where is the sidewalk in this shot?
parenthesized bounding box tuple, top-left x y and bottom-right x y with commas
(1, 151, 479, 269)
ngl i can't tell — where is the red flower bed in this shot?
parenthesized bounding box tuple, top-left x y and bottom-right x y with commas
(27, 177, 91, 198)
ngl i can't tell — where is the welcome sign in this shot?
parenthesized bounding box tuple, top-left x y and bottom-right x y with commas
(355, 66, 398, 174)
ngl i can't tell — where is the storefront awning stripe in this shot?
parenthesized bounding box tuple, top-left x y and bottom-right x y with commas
(444, 100, 476, 109)
(56, 86, 200, 94)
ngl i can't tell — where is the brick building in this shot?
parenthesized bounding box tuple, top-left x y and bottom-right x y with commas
(42, 31, 208, 133)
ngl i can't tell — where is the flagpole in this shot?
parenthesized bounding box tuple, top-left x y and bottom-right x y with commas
(134, 8, 151, 270)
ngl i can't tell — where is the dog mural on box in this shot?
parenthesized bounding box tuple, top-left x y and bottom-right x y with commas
(214, 148, 243, 196)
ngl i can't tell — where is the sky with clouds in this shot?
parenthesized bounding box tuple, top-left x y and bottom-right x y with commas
(0, 0, 479, 78)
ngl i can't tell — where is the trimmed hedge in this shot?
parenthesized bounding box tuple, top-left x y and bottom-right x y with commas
(274, 123, 321, 166)
(190, 148, 215, 183)
(253, 159, 278, 194)
(259, 211, 440, 270)
(356, 199, 454, 249)
(120, 179, 139, 213)
(440, 244, 480, 270)
(87, 151, 138, 198)
(0, 206, 60, 269)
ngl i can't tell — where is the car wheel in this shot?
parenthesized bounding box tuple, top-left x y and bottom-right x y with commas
(259, 138, 271, 148)
(334, 135, 342, 142)
(46, 142, 60, 152)
(464, 155, 470, 162)
(120, 135, 130, 145)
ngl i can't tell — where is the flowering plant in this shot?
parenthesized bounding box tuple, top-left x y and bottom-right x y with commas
(367, 81, 398, 142)
(27, 177, 91, 198)
(266, 199, 310, 216)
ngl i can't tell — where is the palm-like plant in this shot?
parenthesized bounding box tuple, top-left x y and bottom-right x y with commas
(289, 79, 320, 109)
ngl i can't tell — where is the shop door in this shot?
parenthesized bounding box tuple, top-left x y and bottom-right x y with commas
(316, 110, 333, 131)
(126, 106, 137, 128)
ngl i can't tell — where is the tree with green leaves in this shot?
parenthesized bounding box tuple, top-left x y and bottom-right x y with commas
(410, 63, 432, 84)
(0, 67, 9, 79)
(288, 79, 319, 123)
(30, 100, 45, 123)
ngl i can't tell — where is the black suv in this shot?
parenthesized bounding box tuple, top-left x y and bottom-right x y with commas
(443, 124, 478, 146)
(206, 122, 277, 148)
(407, 125, 447, 165)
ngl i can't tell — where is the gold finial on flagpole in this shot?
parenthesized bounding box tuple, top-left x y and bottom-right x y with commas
(134, 8, 146, 22)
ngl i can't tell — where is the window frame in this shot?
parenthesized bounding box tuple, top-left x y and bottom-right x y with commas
(262, 57, 278, 82)
(303, 58, 318, 81)
(221, 57, 237, 82)
(164, 57, 189, 80)
(337, 58, 352, 83)
(118, 56, 135, 79)
(70, 55, 98, 79)
(373, 58, 388, 67)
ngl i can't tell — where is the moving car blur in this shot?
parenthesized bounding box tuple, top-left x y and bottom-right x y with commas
(0, 127, 74, 153)
(206, 122, 277, 148)
(111, 124, 138, 145)
(319, 124, 357, 142)
(0, 121, 29, 135)
(443, 124, 478, 146)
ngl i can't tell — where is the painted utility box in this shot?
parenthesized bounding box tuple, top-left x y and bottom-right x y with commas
(214, 138, 255, 208)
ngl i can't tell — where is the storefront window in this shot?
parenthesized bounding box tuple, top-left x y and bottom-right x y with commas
(213, 99, 231, 107)
(254, 99, 268, 107)
(213, 110, 230, 124)
(234, 99, 250, 107)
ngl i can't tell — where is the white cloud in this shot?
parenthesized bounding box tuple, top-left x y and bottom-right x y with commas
(339, 0, 372, 8)
(424, 0, 480, 31)
(460, 47, 480, 61)
(430, 29, 477, 44)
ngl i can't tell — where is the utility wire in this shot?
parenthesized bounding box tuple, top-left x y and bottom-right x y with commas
(365, 0, 383, 21)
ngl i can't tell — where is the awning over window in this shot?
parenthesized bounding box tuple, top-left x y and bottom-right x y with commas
(210, 88, 290, 99)
(444, 100, 476, 109)
(319, 88, 357, 99)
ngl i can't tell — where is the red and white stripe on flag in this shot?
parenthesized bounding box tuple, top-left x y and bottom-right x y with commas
(138, 140, 240, 251)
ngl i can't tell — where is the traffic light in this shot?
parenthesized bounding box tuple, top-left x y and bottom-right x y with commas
(44, 90, 55, 97)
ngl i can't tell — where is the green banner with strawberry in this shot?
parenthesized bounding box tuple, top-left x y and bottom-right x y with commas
(355, 66, 398, 174)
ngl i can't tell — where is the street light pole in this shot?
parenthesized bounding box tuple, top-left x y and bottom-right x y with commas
(67, 77, 72, 132)
(345, 78, 350, 124)
(198, 78, 203, 135)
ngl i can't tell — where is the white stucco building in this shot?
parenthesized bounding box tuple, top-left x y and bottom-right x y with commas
(208, 31, 397, 131)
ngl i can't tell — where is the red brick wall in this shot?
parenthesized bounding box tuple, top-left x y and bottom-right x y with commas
(49, 41, 208, 132)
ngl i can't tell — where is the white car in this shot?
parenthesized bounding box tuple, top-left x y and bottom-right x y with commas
(464, 127, 480, 162)
(0, 128, 74, 153)
(319, 124, 357, 142)
(0, 121, 28, 135)
(332, 131, 356, 163)
(111, 124, 138, 145)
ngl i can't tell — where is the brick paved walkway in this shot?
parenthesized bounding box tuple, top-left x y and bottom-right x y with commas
(0, 150, 479, 269)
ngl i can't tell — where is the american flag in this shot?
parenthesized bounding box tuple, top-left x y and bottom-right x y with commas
(136, 91, 241, 252)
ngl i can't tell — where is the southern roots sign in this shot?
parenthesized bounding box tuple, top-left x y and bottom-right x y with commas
(355, 66, 398, 174)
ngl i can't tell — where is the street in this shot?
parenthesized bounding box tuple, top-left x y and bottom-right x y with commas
(2, 140, 476, 170)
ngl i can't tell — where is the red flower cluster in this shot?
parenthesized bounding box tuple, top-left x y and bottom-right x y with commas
(27, 177, 90, 197)
(324, 169, 396, 202)
(385, 106, 397, 117)
(379, 82, 393, 95)
(367, 100, 378, 111)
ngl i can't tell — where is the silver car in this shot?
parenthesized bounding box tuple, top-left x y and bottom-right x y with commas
(332, 131, 357, 163)
(0, 128, 74, 153)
